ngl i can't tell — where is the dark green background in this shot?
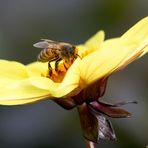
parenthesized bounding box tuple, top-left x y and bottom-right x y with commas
(0, 0, 148, 148)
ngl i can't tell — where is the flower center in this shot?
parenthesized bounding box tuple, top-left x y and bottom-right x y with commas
(45, 59, 74, 82)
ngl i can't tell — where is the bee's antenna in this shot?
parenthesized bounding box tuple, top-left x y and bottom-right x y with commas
(76, 54, 82, 59)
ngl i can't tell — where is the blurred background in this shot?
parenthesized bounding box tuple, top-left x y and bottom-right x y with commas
(0, 0, 148, 148)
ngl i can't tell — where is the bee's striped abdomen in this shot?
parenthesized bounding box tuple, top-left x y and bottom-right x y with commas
(37, 48, 58, 62)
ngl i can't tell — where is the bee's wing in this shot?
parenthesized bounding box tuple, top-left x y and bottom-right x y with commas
(33, 39, 59, 49)
(33, 41, 49, 48)
(41, 39, 58, 43)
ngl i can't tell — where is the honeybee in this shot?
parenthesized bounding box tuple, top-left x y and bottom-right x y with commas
(33, 39, 78, 70)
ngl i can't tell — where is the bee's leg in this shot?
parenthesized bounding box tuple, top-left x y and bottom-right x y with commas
(63, 63, 67, 70)
(48, 56, 59, 70)
(48, 62, 52, 69)
(48, 62, 52, 76)
(55, 58, 62, 71)
(63, 61, 68, 70)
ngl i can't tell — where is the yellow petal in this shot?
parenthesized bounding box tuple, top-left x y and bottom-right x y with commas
(114, 41, 148, 72)
(0, 97, 46, 105)
(0, 73, 80, 105)
(0, 60, 29, 79)
(121, 16, 148, 57)
(85, 30, 105, 50)
(122, 17, 148, 42)
(0, 60, 81, 104)
(0, 60, 56, 105)
(27, 61, 81, 98)
(115, 16, 148, 71)
(0, 76, 58, 105)
(27, 61, 48, 77)
(77, 31, 105, 58)
(78, 37, 146, 87)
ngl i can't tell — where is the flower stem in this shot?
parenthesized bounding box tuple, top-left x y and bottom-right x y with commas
(85, 140, 96, 148)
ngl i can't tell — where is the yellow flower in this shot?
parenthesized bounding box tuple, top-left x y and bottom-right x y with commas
(0, 16, 148, 106)
(0, 17, 148, 145)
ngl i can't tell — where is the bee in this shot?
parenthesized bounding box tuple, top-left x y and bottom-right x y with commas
(33, 39, 78, 70)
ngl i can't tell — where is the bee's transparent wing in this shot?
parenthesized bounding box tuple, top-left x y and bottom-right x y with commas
(41, 39, 58, 43)
(33, 41, 49, 48)
(33, 39, 59, 49)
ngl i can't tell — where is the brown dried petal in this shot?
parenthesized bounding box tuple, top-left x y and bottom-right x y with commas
(54, 97, 76, 110)
(89, 101, 131, 118)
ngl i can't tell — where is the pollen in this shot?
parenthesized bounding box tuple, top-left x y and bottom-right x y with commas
(45, 60, 74, 83)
